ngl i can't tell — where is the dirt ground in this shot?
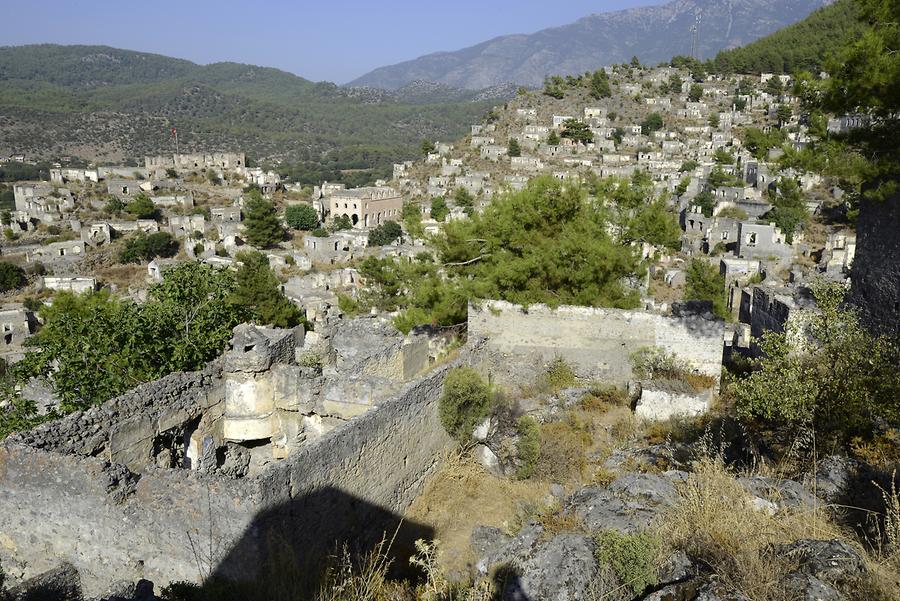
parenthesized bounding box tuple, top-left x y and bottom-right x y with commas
(404, 450, 550, 579)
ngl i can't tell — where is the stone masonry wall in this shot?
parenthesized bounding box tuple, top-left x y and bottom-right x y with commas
(0, 348, 475, 595)
(851, 194, 900, 339)
(9, 361, 225, 467)
(210, 357, 466, 580)
(0, 443, 259, 595)
(468, 301, 723, 387)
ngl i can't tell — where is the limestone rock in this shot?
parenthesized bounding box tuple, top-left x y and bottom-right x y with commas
(806, 456, 857, 502)
(504, 533, 597, 601)
(474, 444, 502, 476)
(608, 471, 683, 506)
(471, 523, 544, 576)
(692, 577, 752, 601)
(643, 580, 700, 601)
(567, 472, 684, 534)
(7, 562, 83, 601)
(775, 539, 864, 584)
(783, 573, 845, 601)
(600, 443, 689, 473)
(658, 550, 696, 585)
(738, 476, 819, 512)
(472, 417, 492, 442)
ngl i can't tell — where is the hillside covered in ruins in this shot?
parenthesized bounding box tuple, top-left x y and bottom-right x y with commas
(0, 0, 898, 600)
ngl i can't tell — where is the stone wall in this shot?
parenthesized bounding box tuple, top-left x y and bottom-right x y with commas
(851, 194, 900, 340)
(635, 381, 713, 421)
(9, 361, 225, 469)
(468, 301, 724, 387)
(0, 442, 259, 595)
(211, 361, 461, 581)
(0, 350, 469, 595)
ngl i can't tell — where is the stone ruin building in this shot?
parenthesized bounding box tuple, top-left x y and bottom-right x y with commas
(0, 316, 461, 595)
(0, 295, 730, 596)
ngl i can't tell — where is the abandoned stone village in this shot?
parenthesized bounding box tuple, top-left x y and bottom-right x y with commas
(0, 60, 897, 601)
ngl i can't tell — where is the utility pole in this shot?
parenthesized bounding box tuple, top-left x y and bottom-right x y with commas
(172, 126, 179, 157)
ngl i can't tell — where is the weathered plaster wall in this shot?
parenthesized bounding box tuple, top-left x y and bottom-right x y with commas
(635, 382, 713, 421)
(212, 360, 463, 580)
(468, 301, 723, 387)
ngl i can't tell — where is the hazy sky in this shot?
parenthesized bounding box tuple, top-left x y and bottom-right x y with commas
(0, 0, 662, 83)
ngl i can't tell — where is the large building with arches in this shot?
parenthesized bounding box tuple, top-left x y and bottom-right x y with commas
(329, 186, 403, 228)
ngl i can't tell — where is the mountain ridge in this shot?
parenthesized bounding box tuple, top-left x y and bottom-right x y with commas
(349, 0, 833, 90)
(0, 44, 498, 178)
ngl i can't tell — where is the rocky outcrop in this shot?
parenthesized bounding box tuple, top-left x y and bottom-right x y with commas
(567, 472, 685, 534)
(6, 563, 83, 601)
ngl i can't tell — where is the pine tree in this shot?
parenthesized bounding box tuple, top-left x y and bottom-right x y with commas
(242, 190, 284, 248)
(507, 138, 522, 157)
(231, 251, 304, 328)
(589, 69, 612, 99)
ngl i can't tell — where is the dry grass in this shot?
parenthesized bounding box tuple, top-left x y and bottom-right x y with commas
(657, 457, 899, 601)
(315, 534, 402, 601)
(404, 450, 549, 577)
(94, 263, 148, 289)
(535, 421, 589, 483)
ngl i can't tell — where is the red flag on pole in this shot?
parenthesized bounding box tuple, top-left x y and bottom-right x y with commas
(171, 127, 177, 137)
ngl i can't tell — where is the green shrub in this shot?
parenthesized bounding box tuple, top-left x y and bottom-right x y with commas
(285, 204, 319, 231)
(733, 280, 900, 445)
(0, 262, 26, 292)
(242, 191, 284, 248)
(297, 351, 323, 369)
(125, 193, 157, 220)
(516, 416, 540, 479)
(429, 197, 449, 221)
(105, 196, 125, 214)
(438, 367, 492, 443)
(684, 258, 729, 319)
(545, 356, 577, 391)
(330, 214, 352, 232)
(367, 220, 402, 246)
(22, 297, 42, 312)
(119, 232, 179, 264)
(581, 384, 629, 412)
(594, 529, 659, 595)
(337, 293, 360, 316)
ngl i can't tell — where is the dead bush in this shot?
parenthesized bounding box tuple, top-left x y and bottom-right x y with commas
(536, 421, 589, 483)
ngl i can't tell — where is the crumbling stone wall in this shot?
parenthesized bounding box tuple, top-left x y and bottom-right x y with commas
(0, 345, 474, 596)
(468, 301, 723, 387)
(8, 360, 225, 470)
(211, 359, 464, 581)
(851, 194, 900, 339)
(0, 441, 259, 595)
